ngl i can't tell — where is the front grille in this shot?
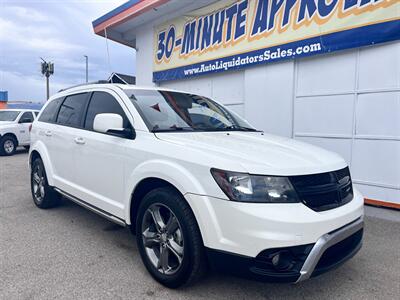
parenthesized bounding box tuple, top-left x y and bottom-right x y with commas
(290, 167, 354, 212)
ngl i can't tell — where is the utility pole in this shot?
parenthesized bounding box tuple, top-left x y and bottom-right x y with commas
(84, 55, 88, 83)
(40, 58, 54, 100)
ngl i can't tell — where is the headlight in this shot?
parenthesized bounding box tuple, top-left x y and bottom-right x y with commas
(210, 168, 300, 203)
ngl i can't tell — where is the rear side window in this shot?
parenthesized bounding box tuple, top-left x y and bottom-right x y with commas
(57, 93, 89, 127)
(19, 112, 34, 123)
(84, 92, 130, 131)
(39, 98, 63, 123)
(34, 111, 39, 117)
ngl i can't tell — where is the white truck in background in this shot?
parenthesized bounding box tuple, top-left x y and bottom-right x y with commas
(0, 109, 39, 156)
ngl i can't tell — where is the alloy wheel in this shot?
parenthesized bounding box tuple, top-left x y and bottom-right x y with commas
(32, 164, 45, 202)
(141, 203, 184, 275)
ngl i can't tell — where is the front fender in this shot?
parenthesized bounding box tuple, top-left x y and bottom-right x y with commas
(124, 159, 207, 224)
(30, 141, 55, 186)
(0, 128, 19, 142)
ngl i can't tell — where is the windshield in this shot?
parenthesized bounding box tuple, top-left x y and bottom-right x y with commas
(0, 111, 20, 121)
(124, 89, 258, 132)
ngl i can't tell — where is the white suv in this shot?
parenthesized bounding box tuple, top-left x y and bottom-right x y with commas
(29, 83, 364, 288)
(0, 109, 39, 156)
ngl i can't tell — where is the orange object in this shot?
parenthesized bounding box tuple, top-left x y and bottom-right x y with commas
(0, 102, 7, 109)
(365, 198, 400, 210)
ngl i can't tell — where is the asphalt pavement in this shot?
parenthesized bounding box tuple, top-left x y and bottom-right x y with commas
(1, 150, 399, 299)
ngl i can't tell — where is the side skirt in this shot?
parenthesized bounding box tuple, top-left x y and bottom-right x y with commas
(54, 188, 127, 227)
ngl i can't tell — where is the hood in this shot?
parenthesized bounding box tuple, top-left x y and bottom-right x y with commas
(0, 121, 16, 131)
(0, 121, 14, 125)
(155, 132, 347, 176)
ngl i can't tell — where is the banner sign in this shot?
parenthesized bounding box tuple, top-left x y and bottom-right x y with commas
(153, 0, 400, 82)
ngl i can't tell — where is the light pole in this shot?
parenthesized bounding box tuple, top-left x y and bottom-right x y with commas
(40, 58, 54, 100)
(84, 55, 88, 83)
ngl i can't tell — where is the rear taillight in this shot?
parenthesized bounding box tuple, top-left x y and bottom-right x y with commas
(29, 124, 32, 132)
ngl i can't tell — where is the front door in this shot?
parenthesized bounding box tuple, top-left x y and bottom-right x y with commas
(17, 112, 34, 144)
(72, 91, 133, 219)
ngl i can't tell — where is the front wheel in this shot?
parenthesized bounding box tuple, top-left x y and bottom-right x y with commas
(0, 135, 17, 156)
(136, 187, 207, 288)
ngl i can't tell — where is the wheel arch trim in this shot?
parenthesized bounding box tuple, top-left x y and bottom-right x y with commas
(125, 160, 207, 225)
(1, 132, 19, 146)
(29, 142, 55, 186)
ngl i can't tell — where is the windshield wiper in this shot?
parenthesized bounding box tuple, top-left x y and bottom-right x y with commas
(152, 125, 194, 133)
(219, 125, 259, 132)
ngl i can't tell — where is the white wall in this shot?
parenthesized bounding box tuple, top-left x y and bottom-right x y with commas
(244, 61, 294, 137)
(134, 20, 400, 205)
(135, 23, 156, 87)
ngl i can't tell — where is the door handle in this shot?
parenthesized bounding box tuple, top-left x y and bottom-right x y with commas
(45, 130, 52, 137)
(74, 137, 86, 145)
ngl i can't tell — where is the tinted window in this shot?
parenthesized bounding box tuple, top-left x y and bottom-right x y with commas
(57, 93, 88, 127)
(39, 98, 63, 123)
(34, 111, 39, 117)
(19, 112, 34, 123)
(84, 92, 130, 131)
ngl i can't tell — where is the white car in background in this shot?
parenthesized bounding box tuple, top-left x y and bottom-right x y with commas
(0, 109, 39, 156)
(29, 83, 364, 288)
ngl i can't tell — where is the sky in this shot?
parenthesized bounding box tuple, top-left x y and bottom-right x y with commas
(0, 0, 136, 102)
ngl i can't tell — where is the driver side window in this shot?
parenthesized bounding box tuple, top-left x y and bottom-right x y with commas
(19, 112, 34, 123)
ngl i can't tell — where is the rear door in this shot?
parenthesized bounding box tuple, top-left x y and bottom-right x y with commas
(50, 93, 90, 193)
(36, 97, 64, 158)
(72, 91, 133, 218)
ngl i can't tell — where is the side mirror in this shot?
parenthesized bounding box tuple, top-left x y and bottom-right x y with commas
(19, 118, 32, 124)
(93, 113, 135, 139)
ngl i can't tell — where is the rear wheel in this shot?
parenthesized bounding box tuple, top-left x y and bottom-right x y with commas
(0, 135, 17, 156)
(31, 158, 61, 209)
(136, 187, 207, 288)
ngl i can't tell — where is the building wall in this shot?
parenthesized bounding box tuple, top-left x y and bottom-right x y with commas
(0, 91, 8, 109)
(135, 23, 157, 87)
(0, 91, 8, 101)
(294, 42, 400, 205)
(135, 20, 400, 204)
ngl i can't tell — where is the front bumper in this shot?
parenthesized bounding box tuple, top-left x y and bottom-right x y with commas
(185, 188, 364, 257)
(184, 187, 364, 282)
(206, 217, 363, 283)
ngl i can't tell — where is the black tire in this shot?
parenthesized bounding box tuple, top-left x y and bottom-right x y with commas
(136, 187, 207, 288)
(31, 157, 61, 209)
(24, 146, 30, 151)
(0, 135, 17, 156)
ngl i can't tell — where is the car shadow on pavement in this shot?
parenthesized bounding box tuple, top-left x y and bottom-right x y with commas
(14, 147, 29, 155)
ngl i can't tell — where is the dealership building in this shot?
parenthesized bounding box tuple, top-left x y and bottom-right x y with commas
(93, 0, 400, 208)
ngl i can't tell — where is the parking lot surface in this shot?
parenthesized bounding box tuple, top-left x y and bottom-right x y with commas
(1, 151, 399, 300)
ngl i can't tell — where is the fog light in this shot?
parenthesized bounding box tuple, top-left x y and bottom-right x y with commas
(271, 253, 281, 266)
(271, 251, 294, 271)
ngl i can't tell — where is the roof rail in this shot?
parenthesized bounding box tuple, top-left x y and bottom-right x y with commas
(58, 80, 110, 93)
